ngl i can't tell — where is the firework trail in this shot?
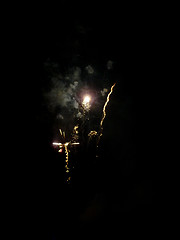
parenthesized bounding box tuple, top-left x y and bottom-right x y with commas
(88, 130, 98, 139)
(97, 83, 116, 147)
(64, 143, 70, 183)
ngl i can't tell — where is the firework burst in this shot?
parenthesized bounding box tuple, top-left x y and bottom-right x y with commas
(52, 81, 116, 183)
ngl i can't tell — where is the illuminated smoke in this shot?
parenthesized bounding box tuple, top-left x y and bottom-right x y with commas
(85, 65, 94, 74)
(45, 66, 81, 113)
(88, 130, 97, 137)
(107, 60, 113, 70)
(76, 112, 83, 118)
(88, 130, 98, 140)
(101, 88, 108, 97)
(64, 143, 70, 175)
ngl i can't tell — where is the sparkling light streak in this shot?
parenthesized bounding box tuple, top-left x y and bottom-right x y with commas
(97, 83, 116, 146)
(82, 95, 91, 111)
(59, 129, 63, 136)
(88, 130, 98, 138)
(52, 142, 79, 148)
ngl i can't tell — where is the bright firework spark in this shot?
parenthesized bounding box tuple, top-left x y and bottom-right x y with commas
(53, 142, 62, 146)
(97, 83, 116, 146)
(72, 125, 79, 143)
(59, 129, 63, 136)
(82, 95, 91, 111)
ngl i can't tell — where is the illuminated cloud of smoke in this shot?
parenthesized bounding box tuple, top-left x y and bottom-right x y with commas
(85, 65, 94, 74)
(101, 88, 108, 97)
(45, 62, 115, 124)
(56, 114, 64, 120)
(107, 60, 113, 70)
(46, 66, 81, 114)
(76, 112, 83, 118)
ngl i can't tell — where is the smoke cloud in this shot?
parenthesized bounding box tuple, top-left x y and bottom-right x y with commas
(101, 88, 108, 97)
(107, 60, 113, 70)
(45, 66, 81, 115)
(44, 60, 115, 134)
(85, 65, 94, 74)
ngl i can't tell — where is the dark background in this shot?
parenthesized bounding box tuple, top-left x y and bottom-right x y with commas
(7, 2, 155, 239)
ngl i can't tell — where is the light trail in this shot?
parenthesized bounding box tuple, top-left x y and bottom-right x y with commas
(100, 83, 116, 128)
(53, 142, 63, 146)
(97, 83, 116, 146)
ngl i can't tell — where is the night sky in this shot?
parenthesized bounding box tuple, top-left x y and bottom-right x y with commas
(11, 2, 154, 239)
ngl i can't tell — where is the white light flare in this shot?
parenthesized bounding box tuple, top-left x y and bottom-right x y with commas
(83, 95, 91, 105)
(53, 142, 79, 147)
(53, 142, 62, 146)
